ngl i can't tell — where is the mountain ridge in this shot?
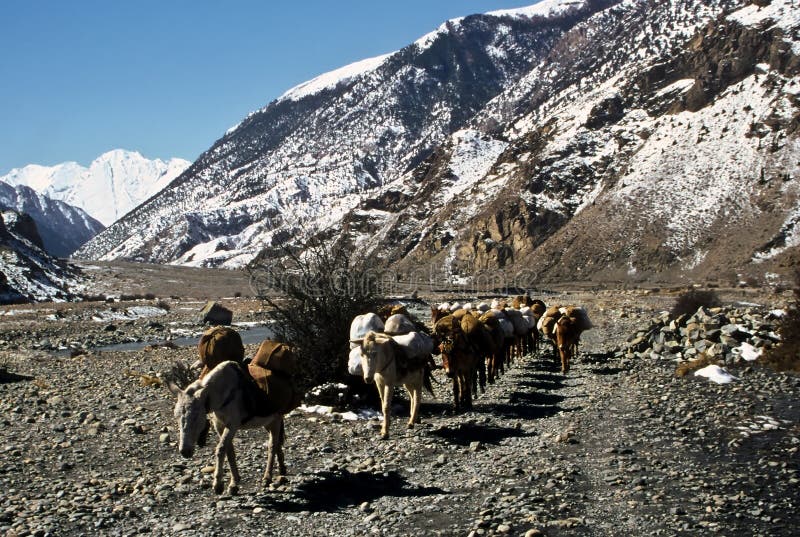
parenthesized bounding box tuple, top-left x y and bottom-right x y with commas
(0, 181, 104, 257)
(78, 0, 800, 287)
(1, 150, 190, 227)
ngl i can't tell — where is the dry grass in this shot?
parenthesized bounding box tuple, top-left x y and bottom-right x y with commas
(675, 353, 718, 378)
(123, 368, 163, 388)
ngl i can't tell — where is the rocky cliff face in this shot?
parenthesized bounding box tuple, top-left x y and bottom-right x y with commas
(0, 181, 104, 257)
(0, 210, 84, 303)
(79, 0, 800, 287)
(340, 0, 800, 287)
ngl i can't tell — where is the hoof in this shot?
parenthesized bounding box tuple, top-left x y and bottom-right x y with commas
(380, 433, 389, 440)
(407, 422, 415, 429)
(226, 484, 239, 496)
(213, 482, 225, 495)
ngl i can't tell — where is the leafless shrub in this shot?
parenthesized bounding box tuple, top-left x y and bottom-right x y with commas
(761, 270, 800, 373)
(161, 360, 198, 390)
(80, 293, 108, 302)
(670, 288, 721, 318)
(247, 230, 383, 391)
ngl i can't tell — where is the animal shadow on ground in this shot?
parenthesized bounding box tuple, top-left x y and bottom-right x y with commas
(490, 361, 570, 419)
(591, 366, 626, 375)
(254, 469, 445, 512)
(580, 351, 616, 364)
(429, 422, 529, 446)
(0, 368, 34, 384)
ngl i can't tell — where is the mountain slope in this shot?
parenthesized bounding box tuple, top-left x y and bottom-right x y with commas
(1, 150, 190, 226)
(78, 0, 800, 286)
(0, 181, 104, 257)
(334, 0, 800, 285)
(0, 210, 84, 303)
(77, 0, 619, 267)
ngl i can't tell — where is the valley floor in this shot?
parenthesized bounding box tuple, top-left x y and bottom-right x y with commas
(0, 279, 798, 536)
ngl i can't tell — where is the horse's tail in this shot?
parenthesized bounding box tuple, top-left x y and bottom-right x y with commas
(423, 359, 435, 397)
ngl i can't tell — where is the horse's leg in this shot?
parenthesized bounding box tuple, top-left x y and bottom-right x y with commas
(478, 355, 486, 393)
(464, 371, 473, 410)
(276, 419, 286, 476)
(213, 427, 236, 495)
(376, 377, 392, 439)
(406, 378, 421, 428)
(262, 417, 284, 488)
(453, 373, 461, 412)
(470, 361, 478, 397)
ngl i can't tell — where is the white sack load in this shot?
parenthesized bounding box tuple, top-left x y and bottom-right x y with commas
(349, 313, 384, 348)
(348, 346, 364, 376)
(391, 331, 434, 359)
(384, 313, 416, 335)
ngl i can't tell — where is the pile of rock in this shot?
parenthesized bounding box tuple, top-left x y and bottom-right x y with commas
(623, 305, 783, 364)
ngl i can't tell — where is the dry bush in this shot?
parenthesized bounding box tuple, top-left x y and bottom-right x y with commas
(670, 288, 721, 318)
(761, 270, 800, 373)
(161, 361, 197, 390)
(247, 232, 383, 391)
(675, 353, 718, 378)
(80, 293, 108, 302)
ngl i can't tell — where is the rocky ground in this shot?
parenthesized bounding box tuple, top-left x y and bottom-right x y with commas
(0, 270, 798, 537)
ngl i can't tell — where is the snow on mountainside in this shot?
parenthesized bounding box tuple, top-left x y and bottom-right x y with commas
(1, 150, 190, 226)
(0, 181, 103, 257)
(78, 0, 617, 267)
(0, 210, 84, 303)
(79, 0, 800, 286)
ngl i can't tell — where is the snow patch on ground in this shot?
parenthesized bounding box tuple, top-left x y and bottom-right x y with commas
(90, 306, 168, 322)
(694, 364, 738, 384)
(444, 130, 508, 203)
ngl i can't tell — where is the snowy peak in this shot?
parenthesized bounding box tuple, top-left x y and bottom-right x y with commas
(485, 0, 587, 19)
(278, 53, 395, 103)
(1, 150, 190, 226)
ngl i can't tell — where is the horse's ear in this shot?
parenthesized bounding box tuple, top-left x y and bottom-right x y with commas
(167, 382, 182, 396)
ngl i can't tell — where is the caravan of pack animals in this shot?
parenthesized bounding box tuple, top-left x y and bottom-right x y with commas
(170, 295, 592, 496)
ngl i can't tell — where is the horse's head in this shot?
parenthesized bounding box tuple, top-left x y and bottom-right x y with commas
(438, 337, 455, 378)
(360, 331, 391, 384)
(168, 382, 209, 459)
(555, 316, 577, 363)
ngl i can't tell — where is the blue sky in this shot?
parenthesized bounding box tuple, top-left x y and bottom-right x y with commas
(0, 1, 542, 173)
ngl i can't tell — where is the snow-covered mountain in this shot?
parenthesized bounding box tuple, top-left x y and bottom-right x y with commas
(1, 150, 190, 226)
(0, 210, 84, 303)
(78, 0, 800, 286)
(0, 181, 103, 257)
(78, 0, 619, 266)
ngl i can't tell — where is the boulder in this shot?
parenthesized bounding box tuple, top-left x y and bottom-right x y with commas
(199, 301, 233, 325)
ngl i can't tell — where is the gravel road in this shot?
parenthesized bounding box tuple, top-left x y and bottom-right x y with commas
(1, 289, 798, 536)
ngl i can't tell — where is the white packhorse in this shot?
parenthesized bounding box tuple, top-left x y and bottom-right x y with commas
(168, 361, 285, 495)
(359, 331, 433, 440)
